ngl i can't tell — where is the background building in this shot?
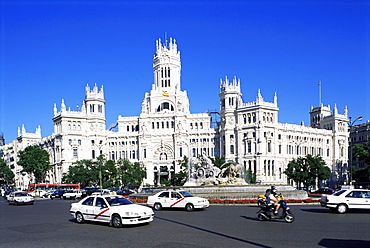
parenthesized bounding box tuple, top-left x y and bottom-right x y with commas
(349, 121, 370, 169)
(4, 38, 349, 189)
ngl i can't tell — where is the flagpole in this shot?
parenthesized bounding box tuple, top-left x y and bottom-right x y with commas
(318, 81, 322, 105)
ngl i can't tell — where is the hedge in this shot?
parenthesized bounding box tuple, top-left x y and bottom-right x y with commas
(128, 198, 320, 204)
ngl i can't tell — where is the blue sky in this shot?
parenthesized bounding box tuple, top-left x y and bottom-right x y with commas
(0, 0, 369, 143)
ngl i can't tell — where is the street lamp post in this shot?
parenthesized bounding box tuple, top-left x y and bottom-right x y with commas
(95, 137, 105, 195)
(348, 116, 363, 185)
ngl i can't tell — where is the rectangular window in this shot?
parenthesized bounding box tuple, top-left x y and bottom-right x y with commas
(73, 149, 78, 159)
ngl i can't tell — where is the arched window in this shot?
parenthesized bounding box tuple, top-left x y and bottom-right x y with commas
(156, 102, 175, 112)
(159, 152, 167, 160)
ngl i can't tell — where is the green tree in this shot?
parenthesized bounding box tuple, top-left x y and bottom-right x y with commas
(245, 169, 256, 184)
(284, 157, 309, 188)
(101, 159, 120, 188)
(63, 155, 121, 188)
(284, 155, 331, 188)
(0, 158, 15, 186)
(18, 145, 52, 183)
(209, 156, 226, 168)
(117, 159, 146, 187)
(172, 156, 189, 186)
(352, 166, 370, 182)
(353, 142, 370, 165)
(306, 154, 331, 188)
(62, 159, 97, 188)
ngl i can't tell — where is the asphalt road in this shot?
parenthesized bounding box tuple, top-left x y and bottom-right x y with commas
(0, 197, 369, 248)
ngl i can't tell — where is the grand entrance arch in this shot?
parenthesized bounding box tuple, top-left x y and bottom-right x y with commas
(152, 143, 175, 186)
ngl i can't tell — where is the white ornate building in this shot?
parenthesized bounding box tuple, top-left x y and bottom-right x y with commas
(219, 77, 349, 186)
(3, 38, 349, 189)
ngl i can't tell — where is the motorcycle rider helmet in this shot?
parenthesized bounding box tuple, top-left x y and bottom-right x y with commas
(271, 186, 277, 194)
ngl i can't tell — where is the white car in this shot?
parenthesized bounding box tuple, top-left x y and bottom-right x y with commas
(147, 190, 209, 211)
(320, 189, 370, 214)
(7, 191, 34, 205)
(70, 195, 154, 227)
(62, 190, 82, 200)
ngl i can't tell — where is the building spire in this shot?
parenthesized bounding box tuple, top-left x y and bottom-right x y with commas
(256, 89, 263, 103)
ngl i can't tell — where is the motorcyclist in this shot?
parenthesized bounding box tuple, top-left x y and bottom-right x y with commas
(265, 186, 280, 215)
(270, 186, 281, 215)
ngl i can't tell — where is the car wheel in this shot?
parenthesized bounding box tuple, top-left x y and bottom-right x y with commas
(336, 204, 347, 214)
(185, 203, 194, 212)
(112, 214, 122, 228)
(153, 203, 162, 211)
(75, 212, 85, 224)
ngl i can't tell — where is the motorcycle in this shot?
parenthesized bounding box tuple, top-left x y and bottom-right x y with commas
(256, 195, 295, 223)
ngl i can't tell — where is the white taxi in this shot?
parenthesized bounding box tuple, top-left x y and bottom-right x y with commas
(320, 189, 370, 214)
(70, 195, 154, 227)
(147, 190, 209, 211)
(7, 191, 34, 205)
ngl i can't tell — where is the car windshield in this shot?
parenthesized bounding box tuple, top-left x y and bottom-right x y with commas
(333, 190, 347, 196)
(15, 192, 28, 197)
(180, 191, 193, 197)
(105, 196, 133, 206)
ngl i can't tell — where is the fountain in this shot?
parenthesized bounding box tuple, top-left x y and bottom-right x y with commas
(132, 154, 308, 200)
(184, 154, 247, 186)
(180, 154, 306, 200)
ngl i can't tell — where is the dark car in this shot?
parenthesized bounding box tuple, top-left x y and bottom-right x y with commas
(308, 188, 335, 197)
(116, 189, 135, 196)
(81, 187, 100, 198)
(50, 190, 65, 199)
(3, 190, 12, 199)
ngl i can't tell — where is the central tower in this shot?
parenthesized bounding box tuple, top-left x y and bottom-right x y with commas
(140, 38, 189, 116)
(153, 38, 181, 95)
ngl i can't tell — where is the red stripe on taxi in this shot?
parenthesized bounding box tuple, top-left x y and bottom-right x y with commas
(94, 208, 110, 219)
(170, 198, 185, 207)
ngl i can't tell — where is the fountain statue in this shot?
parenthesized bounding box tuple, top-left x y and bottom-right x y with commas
(184, 153, 247, 186)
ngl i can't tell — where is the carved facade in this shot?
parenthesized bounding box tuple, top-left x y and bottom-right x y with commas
(3, 38, 349, 189)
